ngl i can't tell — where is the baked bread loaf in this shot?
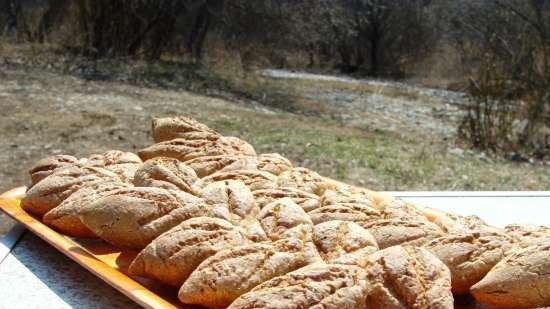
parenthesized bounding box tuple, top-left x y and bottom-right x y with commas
(28, 154, 79, 185)
(308, 203, 381, 225)
(79, 187, 212, 248)
(200, 180, 267, 241)
(253, 187, 320, 212)
(313, 220, 378, 263)
(186, 153, 292, 178)
(152, 116, 219, 142)
(361, 245, 454, 309)
(178, 238, 309, 309)
(128, 217, 252, 286)
(22, 165, 119, 216)
(138, 136, 256, 162)
(258, 198, 313, 241)
(227, 263, 369, 309)
(43, 180, 129, 238)
(359, 218, 444, 249)
(505, 223, 550, 247)
(424, 230, 515, 294)
(471, 243, 550, 309)
(195, 170, 278, 191)
(277, 167, 328, 194)
(86, 150, 142, 166)
(133, 157, 199, 194)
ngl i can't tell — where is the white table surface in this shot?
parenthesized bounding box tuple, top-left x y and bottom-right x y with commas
(0, 192, 549, 308)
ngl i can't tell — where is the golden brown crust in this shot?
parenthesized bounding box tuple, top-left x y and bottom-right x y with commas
(201, 180, 267, 241)
(359, 219, 444, 249)
(228, 263, 369, 309)
(504, 224, 550, 247)
(133, 157, 199, 194)
(277, 167, 328, 194)
(362, 246, 454, 309)
(424, 231, 516, 294)
(29, 154, 79, 185)
(471, 243, 550, 309)
(79, 187, 212, 249)
(195, 170, 278, 191)
(104, 163, 141, 183)
(186, 154, 292, 178)
(253, 187, 320, 212)
(138, 136, 256, 162)
(258, 198, 313, 242)
(129, 217, 252, 286)
(308, 204, 382, 225)
(313, 220, 378, 263)
(43, 181, 129, 238)
(178, 238, 309, 309)
(152, 116, 219, 142)
(87, 150, 143, 166)
(22, 166, 119, 216)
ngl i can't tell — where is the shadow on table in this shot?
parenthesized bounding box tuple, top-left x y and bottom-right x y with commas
(9, 233, 142, 308)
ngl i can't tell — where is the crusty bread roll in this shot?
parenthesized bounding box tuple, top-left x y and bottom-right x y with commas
(505, 223, 550, 247)
(128, 217, 252, 286)
(22, 165, 119, 216)
(313, 220, 378, 263)
(258, 198, 313, 241)
(228, 263, 369, 309)
(133, 157, 199, 193)
(138, 136, 256, 162)
(186, 153, 292, 178)
(424, 230, 515, 294)
(28, 154, 79, 185)
(43, 181, 129, 238)
(201, 180, 267, 241)
(195, 170, 278, 191)
(79, 187, 213, 249)
(359, 218, 444, 249)
(253, 187, 320, 212)
(152, 115, 220, 143)
(308, 204, 381, 225)
(471, 243, 550, 309)
(178, 238, 309, 309)
(277, 167, 328, 194)
(362, 246, 454, 309)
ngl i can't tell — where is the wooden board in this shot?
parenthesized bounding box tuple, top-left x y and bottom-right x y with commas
(0, 187, 488, 309)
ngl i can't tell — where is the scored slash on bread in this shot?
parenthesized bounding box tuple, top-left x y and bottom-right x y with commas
(178, 238, 310, 309)
(133, 157, 199, 194)
(22, 115, 550, 309)
(470, 243, 550, 309)
(185, 153, 293, 178)
(360, 246, 454, 309)
(138, 136, 256, 162)
(79, 187, 213, 249)
(423, 230, 516, 294)
(43, 180, 131, 238)
(128, 217, 252, 286)
(227, 263, 370, 309)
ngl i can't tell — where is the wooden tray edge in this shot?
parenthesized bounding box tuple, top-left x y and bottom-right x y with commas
(0, 187, 179, 309)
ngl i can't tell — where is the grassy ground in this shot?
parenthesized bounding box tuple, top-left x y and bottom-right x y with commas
(209, 111, 549, 191)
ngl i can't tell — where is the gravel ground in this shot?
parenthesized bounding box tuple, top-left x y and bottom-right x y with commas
(257, 69, 465, 138)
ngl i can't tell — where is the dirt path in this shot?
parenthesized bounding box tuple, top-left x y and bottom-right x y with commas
(257, 69, 467, 138)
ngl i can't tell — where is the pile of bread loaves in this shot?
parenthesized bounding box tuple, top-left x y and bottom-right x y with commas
(21, 116, 549, 309)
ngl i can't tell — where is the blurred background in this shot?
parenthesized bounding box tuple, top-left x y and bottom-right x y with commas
(0, 0, 549, 235)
